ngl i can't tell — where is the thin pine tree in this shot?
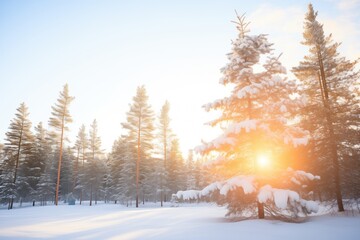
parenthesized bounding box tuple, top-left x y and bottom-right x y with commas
(49, 84, 74, 206)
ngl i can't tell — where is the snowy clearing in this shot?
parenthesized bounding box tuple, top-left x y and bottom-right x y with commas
(0, 204, 359, 240)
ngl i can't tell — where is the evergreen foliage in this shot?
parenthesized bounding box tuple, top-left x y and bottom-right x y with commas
(49, 84, 74, 205)
(292, 4, 360, 211)
(122, 85, 155, 207)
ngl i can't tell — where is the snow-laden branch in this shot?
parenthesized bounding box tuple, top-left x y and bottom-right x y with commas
(175, 170, 320, 215)
(175, 176, 256, 200)
(283, 127, 310, 147)
(258, 185, 319, 214)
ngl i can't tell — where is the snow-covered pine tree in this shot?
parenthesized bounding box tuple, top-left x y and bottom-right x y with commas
(87, 119, 103, 206)
(108, 138, 123, 203)
(21, 138, 41, 204)
(30, 122, 51, 203)
(109, 136, 136, 205)
(292, 4, 360, 211)
(74, 124, 88, 204)
(176, 13, 318, 221)
(17, 140, 37, 206)
(186, 150, 196, 190)
(167, 138, 186, 198)
(35, 124, 57, 205)
(49, 84, 74, 206)
(122, 85, 155, 207)
(158, 100, 172, 206)
(101, 156, 112, 204)
(37, 163, 56, 205)
(1, 103, 34, 209)
(0, 151, 17, 206)
(59, 147, 74, 201)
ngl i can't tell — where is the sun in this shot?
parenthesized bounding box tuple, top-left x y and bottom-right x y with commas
(256, 154, 270, 168)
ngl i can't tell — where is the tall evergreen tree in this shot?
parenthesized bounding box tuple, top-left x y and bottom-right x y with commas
(87, 119, 103, 206)
(167, 138, 185, 197)
(74, 124, 88, 204)
(158, 100, 171, 206)
(21, 123, 47, 203)
(1, 103, 34, 209)
(36, 123, 56, 205)
(49, 84, 74, 205)
(122, 85, 155, 207)
(292, 4, 360, 211)
(109, 137, 136, 205)
(101, 156, 112, 204)
(186, 150, 196, 190)
(177, 14, 317, 220)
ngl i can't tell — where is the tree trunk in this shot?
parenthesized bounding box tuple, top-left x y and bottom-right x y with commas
(90, 184, 92, 206)
(257, 202, 265, 219)
(8, 198, 13, 210)
(317, 51, 344, 212)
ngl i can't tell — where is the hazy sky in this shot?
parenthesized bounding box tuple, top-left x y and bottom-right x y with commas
(1, 0, 359, 156)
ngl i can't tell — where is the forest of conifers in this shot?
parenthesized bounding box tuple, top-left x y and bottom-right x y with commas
(0, 4, 359, 220)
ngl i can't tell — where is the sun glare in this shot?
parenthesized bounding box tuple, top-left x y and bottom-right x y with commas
(256, 154, 270, 168)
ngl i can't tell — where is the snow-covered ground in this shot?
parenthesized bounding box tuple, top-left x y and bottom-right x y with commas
(0, 203, 359, 240)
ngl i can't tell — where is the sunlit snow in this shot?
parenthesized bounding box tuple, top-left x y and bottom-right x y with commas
(0, 204, 359, 240)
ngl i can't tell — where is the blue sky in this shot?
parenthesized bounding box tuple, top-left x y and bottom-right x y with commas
(0, 0, 359, 155)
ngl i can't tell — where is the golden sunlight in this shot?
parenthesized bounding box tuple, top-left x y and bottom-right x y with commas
(256, 154, 270, 168)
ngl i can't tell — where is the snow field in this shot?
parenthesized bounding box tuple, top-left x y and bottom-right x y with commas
(0, 204, 359, 240)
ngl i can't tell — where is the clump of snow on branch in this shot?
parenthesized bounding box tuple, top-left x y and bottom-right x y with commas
(283, 127, 310, 147)
(175, 172, 319, 214)
(195, 120, 258, 154)
(288, 168, 321, 185)
(237, 85, 260, 99)
(219, 176, 256, 195)
(257, 185, 318, 213)
(226, 120, 258, 134)
(175, 176, 256, 200)
(201, 182, 223, 196)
